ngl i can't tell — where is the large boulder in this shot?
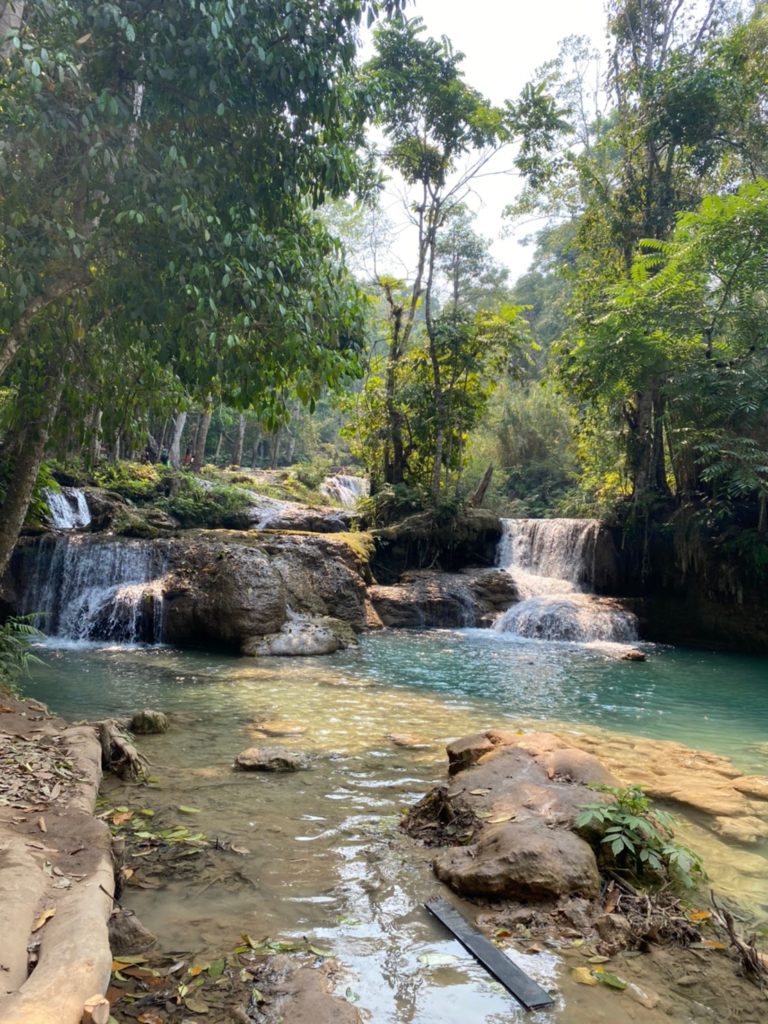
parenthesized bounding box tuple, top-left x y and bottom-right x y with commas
(162, 538, 288, 647)
(433, 819, 601, 900)
(369, 571, 478, 628)
(369, 567, 518, 629)
(258, 534, 370, 629)
(232, 497, 353, 533)
(408, 729, 618, 904)
(161, 532, 369, 652)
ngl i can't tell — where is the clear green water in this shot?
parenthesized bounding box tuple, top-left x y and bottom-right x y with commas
(28, 631, 768, 768)
(22, 630, 768, 1024)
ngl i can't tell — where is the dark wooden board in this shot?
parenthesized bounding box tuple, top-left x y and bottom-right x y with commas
(425, 898, 556, 1011)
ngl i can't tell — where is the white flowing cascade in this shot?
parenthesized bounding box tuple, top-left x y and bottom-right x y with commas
(44, 487, 92, 530)
(19, 536, 167, 643)
(320, 474, 369, 508)
(494, 518, 638, 643)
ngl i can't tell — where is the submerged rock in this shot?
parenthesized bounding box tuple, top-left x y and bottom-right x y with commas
(254, 720, 308, 737)
(234, 747, 311, 772)
(129, 710, 169, 735)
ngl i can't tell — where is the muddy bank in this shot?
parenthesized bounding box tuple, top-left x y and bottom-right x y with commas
(0, 691, 113, 1024)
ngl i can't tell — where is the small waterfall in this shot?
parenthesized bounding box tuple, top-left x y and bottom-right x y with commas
(320, 474, 369, 509)
(495, 519, 637, 643)
(16, 536, 167, 644)
(44, 487, 92, 531)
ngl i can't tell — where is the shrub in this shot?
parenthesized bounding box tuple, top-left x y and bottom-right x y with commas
(576, 785, 704, 890)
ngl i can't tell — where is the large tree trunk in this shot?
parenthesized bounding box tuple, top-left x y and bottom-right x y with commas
(168, 411, 187, 468)
(232, 413, 246, 467)
(631, 385, 670, 502)
(192, 403, 213, 470)
(0, 361, 67, 578)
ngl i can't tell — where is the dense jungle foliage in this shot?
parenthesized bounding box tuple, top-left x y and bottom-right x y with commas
(1, 0, 767, 586)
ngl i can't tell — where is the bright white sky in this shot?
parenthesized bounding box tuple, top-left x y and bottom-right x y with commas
(363, 0, 610, 283)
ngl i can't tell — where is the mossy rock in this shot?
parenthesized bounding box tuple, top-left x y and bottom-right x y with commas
(112, 507, 178, 539)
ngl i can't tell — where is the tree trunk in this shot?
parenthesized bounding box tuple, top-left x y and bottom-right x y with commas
(168, 411, 187, 468)
(0, 2, 24, 58)
(468, 464, 494, 507)
(270, 428, 281, 469)
(631, 385, 670, 502)
(192, 403, 213, 470)
(87, 409, 103, 469)
(213, 419, 224, 464)
(232, 413, 246, 467)
(0, 361, 67, 579)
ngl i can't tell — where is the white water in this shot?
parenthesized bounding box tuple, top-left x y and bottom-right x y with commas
(320, 473, 369, 508)
(44, 487, 91, 530)
(495, 518, 638, 643)
(18, 536, 167, 644)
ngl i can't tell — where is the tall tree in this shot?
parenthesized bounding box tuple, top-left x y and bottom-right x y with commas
(364, 16, 563, 503)
(0, 0, 406, 574)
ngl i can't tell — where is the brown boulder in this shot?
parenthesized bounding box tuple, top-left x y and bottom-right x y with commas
(446, 732, 496, 775)
(433, 819, 600, 900)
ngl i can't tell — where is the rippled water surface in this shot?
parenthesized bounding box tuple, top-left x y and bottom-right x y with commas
(24, 630, 768, 1023)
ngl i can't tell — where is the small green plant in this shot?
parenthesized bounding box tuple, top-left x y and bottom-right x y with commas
(576, 785, 704, 890)
(0, 616, 43, 692)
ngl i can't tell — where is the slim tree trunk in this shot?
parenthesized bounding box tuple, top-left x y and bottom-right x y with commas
(232, 414, 246, 467)
(0, 360, 67, 578)
(192, 402, 213, 470)
(168, 411, 187, 468)
(87, 409, 103, 469)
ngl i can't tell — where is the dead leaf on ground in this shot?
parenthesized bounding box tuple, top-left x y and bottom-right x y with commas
(571, 966, 598, 986)
(37, 816, 47, 833)
(31, 908, 55, 932)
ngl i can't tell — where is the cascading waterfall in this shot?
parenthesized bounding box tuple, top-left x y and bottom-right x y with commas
(16, 536, 168, 644)
(43, 487, 92, 531)
(320, 474, 369, 509)
(494, 518, 638, 643)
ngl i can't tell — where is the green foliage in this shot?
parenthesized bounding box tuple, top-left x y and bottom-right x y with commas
(465, 383, 580, 516)
(0, 616, 43, 691)
(356, 483, 428, 527)
(576, 786, 704, 890)
(95, 460, 251, 528)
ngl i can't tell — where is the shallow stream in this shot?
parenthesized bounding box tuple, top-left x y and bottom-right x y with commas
(24, 631, 768, 1023)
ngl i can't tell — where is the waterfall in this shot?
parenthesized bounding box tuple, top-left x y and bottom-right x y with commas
(320, 474, 369, 509)
(16, 536, 167, 644)
(494, 519, 637, 643)
(44, 487, 92, 531)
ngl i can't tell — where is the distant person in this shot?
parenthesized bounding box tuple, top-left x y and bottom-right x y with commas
(160, 447, 169, 465)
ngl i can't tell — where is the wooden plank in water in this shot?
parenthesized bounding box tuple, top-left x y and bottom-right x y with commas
(424, 898, 555, 1011)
